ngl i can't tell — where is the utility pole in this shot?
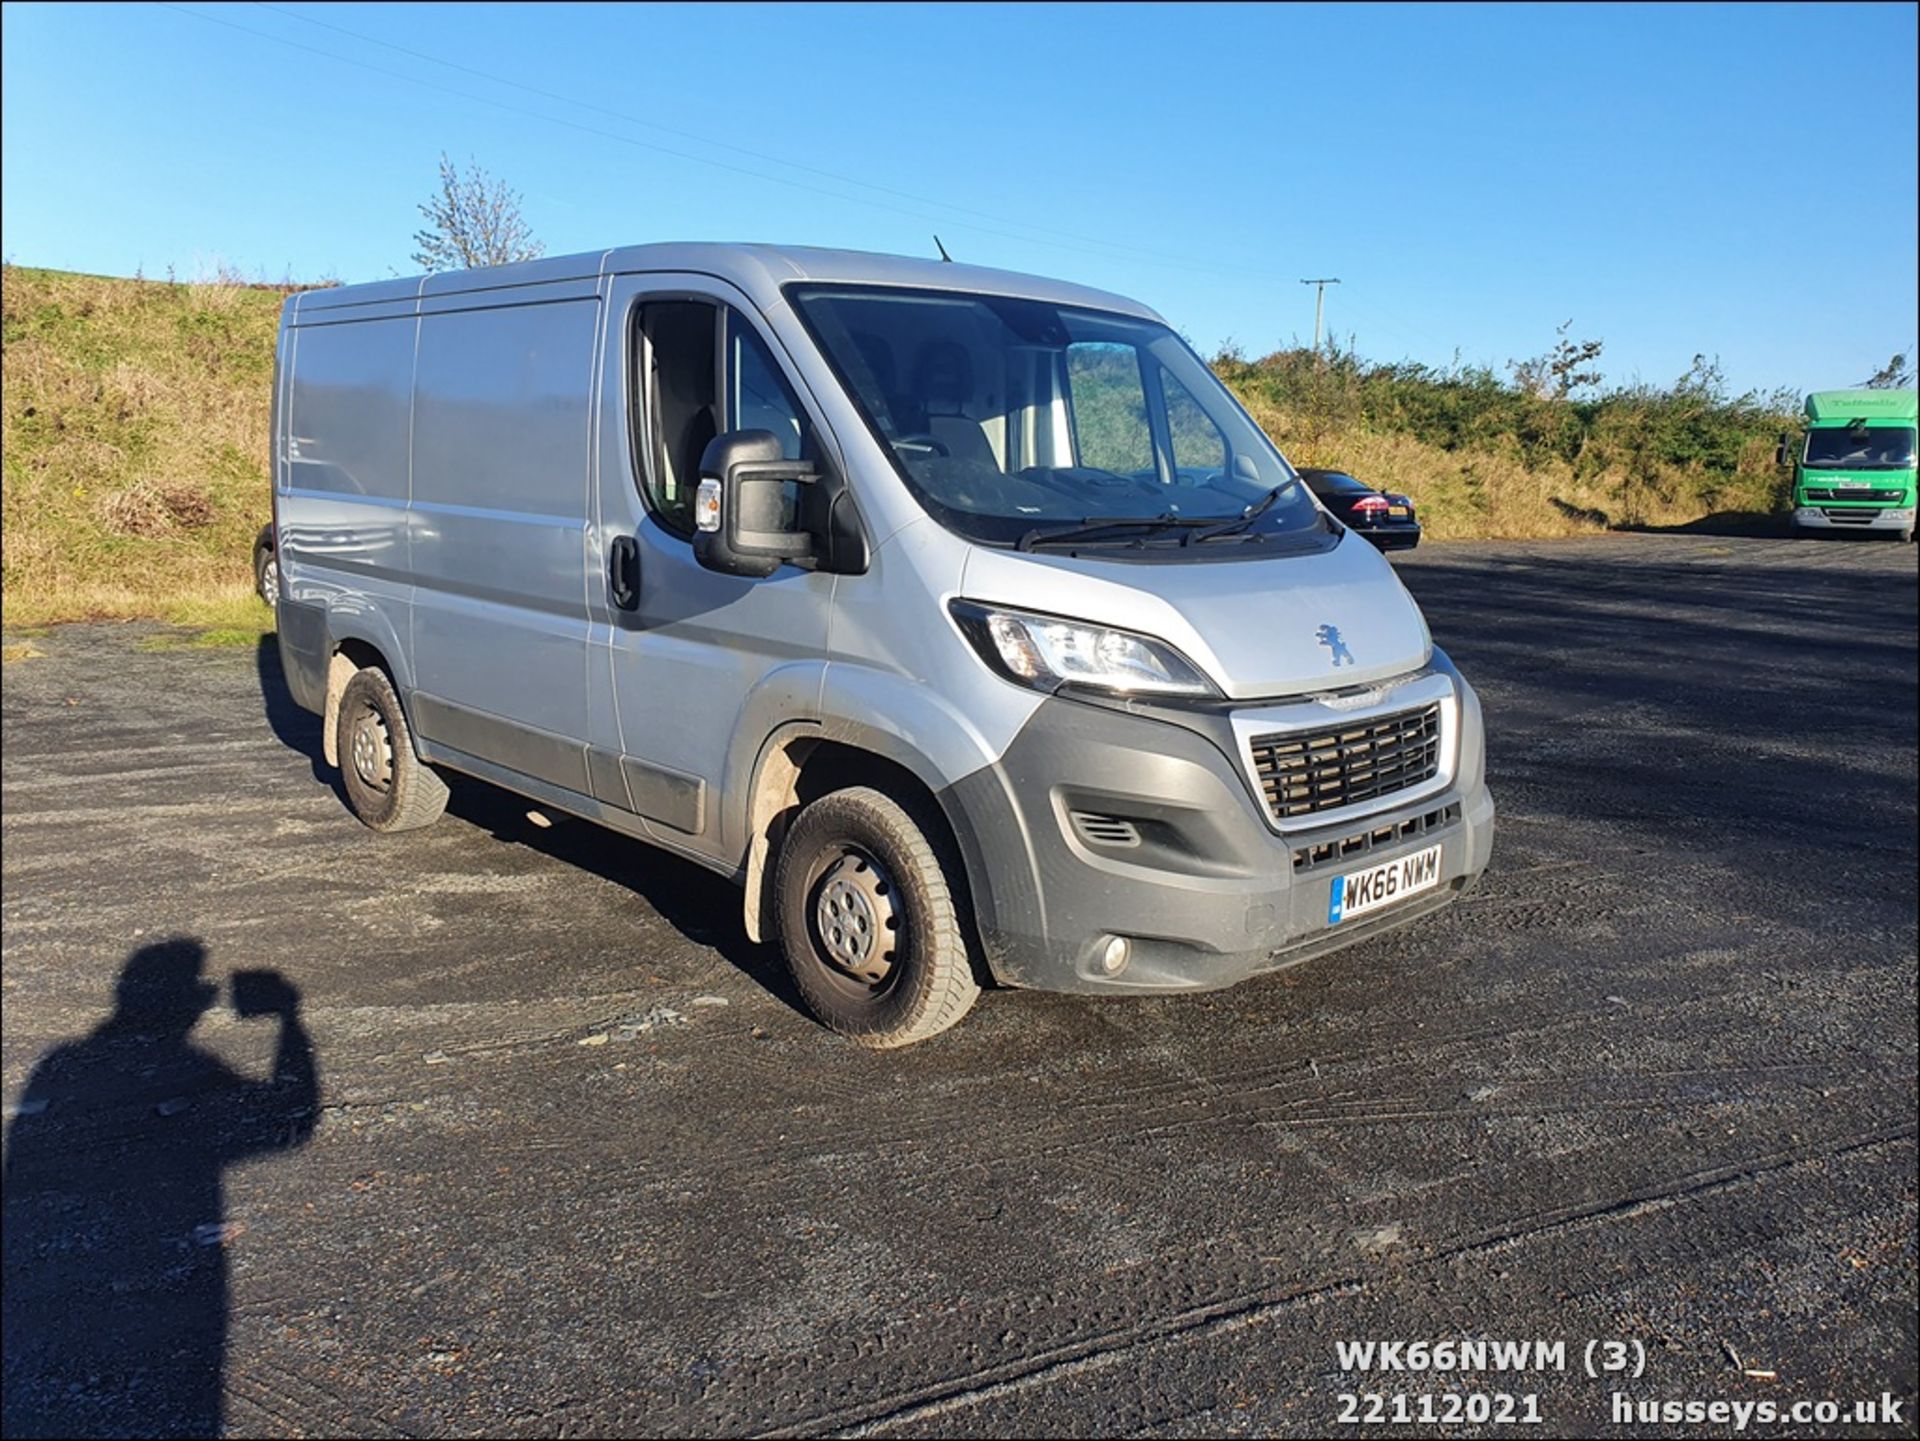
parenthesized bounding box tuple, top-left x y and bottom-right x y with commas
(1299, 277, 1341, 352)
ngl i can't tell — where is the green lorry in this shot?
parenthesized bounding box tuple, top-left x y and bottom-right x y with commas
(1782, 388, 1917, 541)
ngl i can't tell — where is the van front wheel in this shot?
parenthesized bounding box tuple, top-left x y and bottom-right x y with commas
(335, 667, 448, 833)
(775, 787, 979, 1046)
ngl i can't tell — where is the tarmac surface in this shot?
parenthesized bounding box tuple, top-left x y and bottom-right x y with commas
(3, 533, 1916, 1437)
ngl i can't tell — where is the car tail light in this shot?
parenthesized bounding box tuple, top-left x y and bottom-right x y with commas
(1351, 495, 1390, 513)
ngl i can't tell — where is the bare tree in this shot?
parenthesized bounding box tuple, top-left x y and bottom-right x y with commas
(1860, 352, 1915, 389)
(411, 154, 544, 273)
(1511, 320, 1605, 400)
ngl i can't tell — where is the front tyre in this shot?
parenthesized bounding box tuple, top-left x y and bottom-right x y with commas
(335, 667, 448, 833)
(775, 787, 980, 1047)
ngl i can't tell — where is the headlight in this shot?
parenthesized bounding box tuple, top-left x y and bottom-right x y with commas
(949, 600, 1218, 697)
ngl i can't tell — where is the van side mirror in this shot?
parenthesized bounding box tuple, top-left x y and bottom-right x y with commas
(1774, 431, 1790, 467)
(693, 430, 816, 579)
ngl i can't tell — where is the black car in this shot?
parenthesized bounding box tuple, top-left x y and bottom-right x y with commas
(1298, 468, 1421, 551)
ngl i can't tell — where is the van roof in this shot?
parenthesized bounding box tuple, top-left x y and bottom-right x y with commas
(1804, 388, 1918, 424)
(288, 242, 1164, 324)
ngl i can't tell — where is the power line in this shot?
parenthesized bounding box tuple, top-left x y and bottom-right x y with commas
(157, 2, 1278, 283)
(152, 3, 1089, 259)
(250, 1, 1281, 281)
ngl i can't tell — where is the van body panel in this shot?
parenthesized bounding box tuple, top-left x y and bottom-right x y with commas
(710, 666, 832, 852)
(592, 273, 836, 865)
(410, 692, 590, 795)
(280, 315, 414, 582)
(408, 294, 600, 748)
(819, 517, 1046, 775)
(275, 596, 330, 715)
(959, 532, 1431, 700)
(598, 243, 1161, 327)
(294, 275, 424, 315)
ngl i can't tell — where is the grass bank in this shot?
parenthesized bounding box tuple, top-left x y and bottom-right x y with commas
(2, 265, 281, 632)
(3, 265, 1800, 628)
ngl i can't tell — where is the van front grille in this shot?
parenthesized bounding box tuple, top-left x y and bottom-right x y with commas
(1803, 486, 1906, 503)
(1249, 703, 1443, 822)
(1292, 803, 1461, 872)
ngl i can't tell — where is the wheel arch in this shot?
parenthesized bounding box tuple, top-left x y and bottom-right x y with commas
(320, 622, 408, 769)
(738, 724, 978, 954)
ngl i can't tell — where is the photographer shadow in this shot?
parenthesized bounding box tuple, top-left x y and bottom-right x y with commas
(1, 941, 318, 1439)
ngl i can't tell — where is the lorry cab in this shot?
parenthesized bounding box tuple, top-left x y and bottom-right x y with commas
(1785, 389, 1918, 541)
(270, 244, 1494, 1045)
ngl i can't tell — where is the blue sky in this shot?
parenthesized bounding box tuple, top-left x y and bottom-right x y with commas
(3, 2, 1915, 396)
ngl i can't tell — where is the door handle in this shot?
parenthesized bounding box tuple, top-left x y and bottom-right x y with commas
(609, 536, 640, 611)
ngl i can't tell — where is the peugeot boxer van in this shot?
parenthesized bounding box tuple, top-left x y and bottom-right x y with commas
(272, 244, 1494, 1045)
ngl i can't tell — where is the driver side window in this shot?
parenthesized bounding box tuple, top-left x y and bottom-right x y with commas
(635, 302, 814, 536)
(727, 310, 811, 461)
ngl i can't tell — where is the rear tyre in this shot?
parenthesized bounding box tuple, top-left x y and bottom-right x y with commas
(253, 540, 279, 606)
(335, 667, 448, 833)
(775, 786, 980, 1047)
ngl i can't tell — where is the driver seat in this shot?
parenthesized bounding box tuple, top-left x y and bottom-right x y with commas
(910, 340, 997, 468)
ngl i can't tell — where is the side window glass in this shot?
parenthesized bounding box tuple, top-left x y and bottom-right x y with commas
(636, 300, 719, 534)
(726, 310, 810, 460)
(1064, 342, 1153, 476)
(1161, 366, 1228, 477)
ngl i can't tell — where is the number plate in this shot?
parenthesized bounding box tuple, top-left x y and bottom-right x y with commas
(1328, 843, 1443, 924)
(1388, 505, 1410, 517)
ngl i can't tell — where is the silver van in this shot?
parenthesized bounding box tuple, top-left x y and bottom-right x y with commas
(272, 244, 1494, 1045)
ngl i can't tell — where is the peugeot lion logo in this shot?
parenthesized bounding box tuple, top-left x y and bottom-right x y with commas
(1317, 623, 1355, 667)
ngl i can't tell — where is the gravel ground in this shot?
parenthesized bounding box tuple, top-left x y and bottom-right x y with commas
(3, 533, 1915, 1437)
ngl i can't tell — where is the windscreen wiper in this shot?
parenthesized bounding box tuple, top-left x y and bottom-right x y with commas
(1016, 513, 1219, 552)
(1186, 478, 1301, 543)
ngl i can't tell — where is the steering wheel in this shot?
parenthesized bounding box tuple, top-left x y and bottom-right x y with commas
(892, 434, 951, 458)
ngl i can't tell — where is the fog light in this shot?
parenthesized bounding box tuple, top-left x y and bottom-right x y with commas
(1100, 936, 1131, 976)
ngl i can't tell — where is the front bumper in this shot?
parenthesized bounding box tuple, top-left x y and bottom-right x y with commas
(1792, 505, 1915, 532)
(942, 656, 1494, 994)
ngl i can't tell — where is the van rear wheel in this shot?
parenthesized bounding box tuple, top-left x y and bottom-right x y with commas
(335, 667, 448, 833)
(774, 787, 979, 1047)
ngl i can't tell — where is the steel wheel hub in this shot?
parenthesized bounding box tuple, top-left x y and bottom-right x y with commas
(350, 708, 393, 791)
(813, 851, 898, 984)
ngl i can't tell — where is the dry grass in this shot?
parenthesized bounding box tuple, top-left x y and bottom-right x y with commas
(2, 265, 279, 626)
(1231, 387, 1784, 541)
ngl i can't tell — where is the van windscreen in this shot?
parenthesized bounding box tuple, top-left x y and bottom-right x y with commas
(790, 286, 1326, 550)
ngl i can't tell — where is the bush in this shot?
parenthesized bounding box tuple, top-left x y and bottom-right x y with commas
(1213, 343, 1797, 538)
